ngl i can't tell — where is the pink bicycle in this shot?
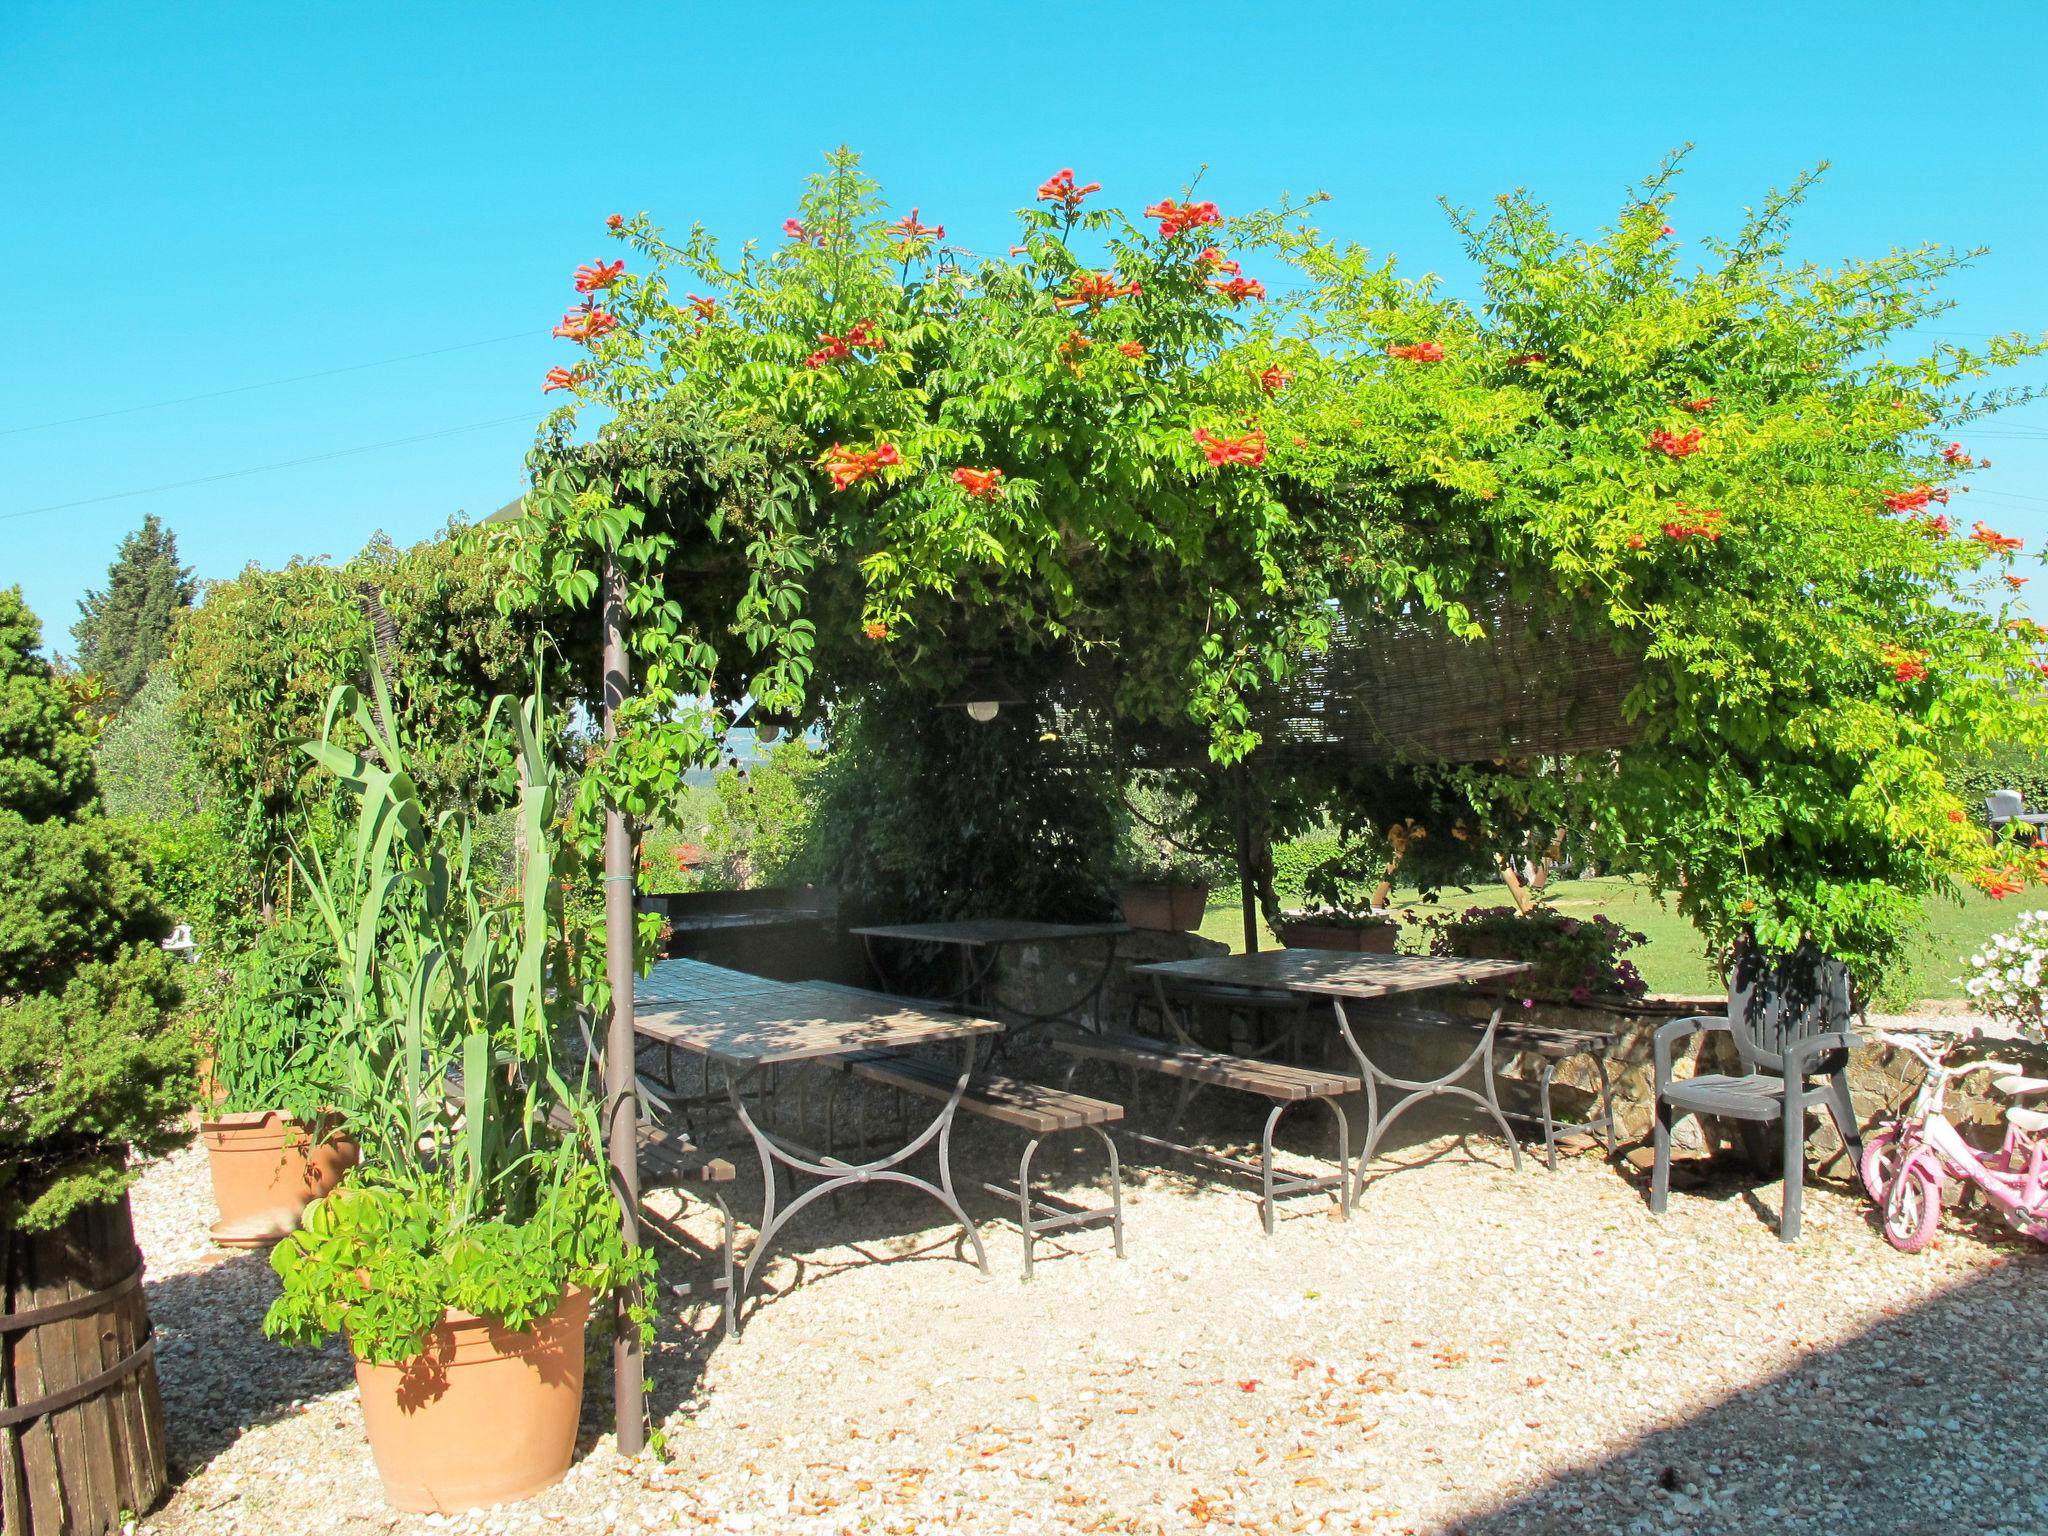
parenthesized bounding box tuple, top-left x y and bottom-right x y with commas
(1862, 1030, 2048, 1253)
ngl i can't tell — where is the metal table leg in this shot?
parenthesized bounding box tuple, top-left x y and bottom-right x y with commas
(1332, 999, 1523, 1203)
(725, 1038, 989, 1326)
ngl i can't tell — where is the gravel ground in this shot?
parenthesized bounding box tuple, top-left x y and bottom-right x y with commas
(131, 1044, 2048, 1536)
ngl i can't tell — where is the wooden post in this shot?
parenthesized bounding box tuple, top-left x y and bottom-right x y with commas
(1232, 765, 1259, 955)
(599, 547, 645, 1457)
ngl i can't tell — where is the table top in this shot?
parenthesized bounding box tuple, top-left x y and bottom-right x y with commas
(635, 958, 793, 1006)
(634, 979, 1000, 1067)
(1130, 950, 1531, 999)
(850, 919, 1130, 947)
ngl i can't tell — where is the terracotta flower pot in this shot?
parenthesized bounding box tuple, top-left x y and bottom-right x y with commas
(199, 1112, 358, 1247)
(1119, 882, 1210, 932)
(353, 1288, 590, 1513)
(1278, 920, 1398, 953)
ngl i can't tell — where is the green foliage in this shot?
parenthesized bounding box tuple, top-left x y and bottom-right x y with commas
(209, 916, 343, 1119)
(800, 685, 1119, 921)
(1427, 905, 1649, 1003)
(1946, 743, 2048, 825)
(702, 738, 823, 888)
(72, 515, 196, 709)
(93, 668, 199, 823)
(263, 676, 650, 1363)
(0, 588, 192, 1231)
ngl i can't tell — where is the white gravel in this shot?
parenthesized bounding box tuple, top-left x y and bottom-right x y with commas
(131, 1055, 2048, 1536)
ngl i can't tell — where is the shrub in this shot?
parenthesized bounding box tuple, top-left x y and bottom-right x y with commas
(1428, 905, 1648, 1003)
(1960, 910, 2048, 1040)
(0, 589, 192, 1231)
(1947, 744, 2048, 826)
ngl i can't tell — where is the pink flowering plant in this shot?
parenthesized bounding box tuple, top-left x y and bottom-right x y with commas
(1429, 906, 1649, 1004)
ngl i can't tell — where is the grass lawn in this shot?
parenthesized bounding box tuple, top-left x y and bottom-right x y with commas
(1198, 873, 2030, 1003)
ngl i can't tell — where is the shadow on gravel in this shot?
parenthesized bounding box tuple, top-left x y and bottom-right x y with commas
(1443, 1249, 2048, 1536)
(146, 1250, 354, 1477)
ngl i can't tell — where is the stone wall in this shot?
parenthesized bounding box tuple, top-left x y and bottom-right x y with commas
(992, 928, 1227, 1032)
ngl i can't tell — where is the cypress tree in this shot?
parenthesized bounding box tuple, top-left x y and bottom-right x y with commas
(72, 514, 197, 706)
(0, 587, 192, 1230)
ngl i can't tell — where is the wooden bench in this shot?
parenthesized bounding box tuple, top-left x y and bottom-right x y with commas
(1490, 1021, 1621, 1170)
(446, 1066, 739, 1334)
(1053, 1028, 1360, 1235)
(807, 983, 1127, 1277)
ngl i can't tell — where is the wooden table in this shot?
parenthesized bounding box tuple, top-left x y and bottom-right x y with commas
(1130, 951, 1534, 1193)
(850, 919, 1130, 1030)
(634, 977, 1001, 1318)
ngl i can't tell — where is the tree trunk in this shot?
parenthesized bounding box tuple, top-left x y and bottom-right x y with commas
(1, 1193, 168, 1536)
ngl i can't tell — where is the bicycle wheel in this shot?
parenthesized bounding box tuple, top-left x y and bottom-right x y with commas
(1882, 1162, 1943, 1253)
(1860, 1129, 1901, 1202)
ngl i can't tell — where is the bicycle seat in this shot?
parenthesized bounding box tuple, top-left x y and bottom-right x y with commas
(2006, 1107, 2048, 1134)
(1992, 1075, 2048, 1097)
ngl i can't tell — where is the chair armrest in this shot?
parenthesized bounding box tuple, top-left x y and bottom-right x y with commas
(1653, 1014, 1731, 1090)
(1781, 1030, 1858, 1081)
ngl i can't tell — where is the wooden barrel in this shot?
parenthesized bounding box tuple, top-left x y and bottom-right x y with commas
(1, 1193, 168, 1536)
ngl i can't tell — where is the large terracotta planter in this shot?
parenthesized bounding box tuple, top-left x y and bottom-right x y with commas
(1119, 882, 1210, 932)
(199, 1112, 357, 1247)
(353, 1288, 590, 1513)
(1277, 920, 1398, 953)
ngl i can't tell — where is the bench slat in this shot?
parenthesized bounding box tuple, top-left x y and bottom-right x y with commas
(1056, 1030, 1359, 1101)
(846, 1053, 1123, 1135)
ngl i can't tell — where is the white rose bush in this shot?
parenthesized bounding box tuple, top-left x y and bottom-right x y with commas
(1961, 910, 2048, 1039)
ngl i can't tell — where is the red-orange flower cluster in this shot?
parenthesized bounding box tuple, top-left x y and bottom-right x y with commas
(574, 258, 625, 293)
(552, 304, 619, 344)
(1210, 276, 1266, 305)
(1386, 342, 1445, 363)
(1881, 645, 1928, 684)
(1942, 441, 1969, 463)
(1036, 168, 1101, 212)
(863, 620, 890, 641)
(1661, 505, 1724, 542)
(1978, 865, 2029, 900)
(1508, 352, 1546, 366)
(821, 442, 902, 491)
(1117, 340, 1144, 359)
(1647, 428, 1703, 458)
(1883, 486, 1949, 514)
(686, 293, 719, 321)
(1259, 365, 1294, 394)
(952, 466, 1005, 500)
(2007, 574, 2030, 592)
(889, 208, 945, 246)
(1198, 247, 1240, 275)
(1144, 198, 1221, 238)
(1193, 427, 1267, 467)
(1053, 271, 1142, 309)
(1060, 330, 1092, 371)
(607, 214, 624, 230)
(782, 217, 827, 246)
(1680, 397, 1715, 413)
(1973, 522, 2025, 554)
(805, 319, 884, 369)
(1924, 513, 1954, 536)
(542, 365, 585, 394)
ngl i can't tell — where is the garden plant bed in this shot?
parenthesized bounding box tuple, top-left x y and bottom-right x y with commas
(127, 1033, 2047, 1536)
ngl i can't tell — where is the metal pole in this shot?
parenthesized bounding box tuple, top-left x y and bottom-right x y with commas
(600, 545, 646, 1457)
(1232, 765, 1259, 955)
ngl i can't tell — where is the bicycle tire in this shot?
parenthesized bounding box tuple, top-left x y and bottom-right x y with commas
(1860, 1129, 1901, 1202)
(1882, 1161, 1943, 1253)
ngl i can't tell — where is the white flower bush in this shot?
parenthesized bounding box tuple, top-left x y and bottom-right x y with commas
(1961, 910, 2048, 1039)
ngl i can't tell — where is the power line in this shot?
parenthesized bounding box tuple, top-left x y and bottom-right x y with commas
(0, 330, 548, 436)
(0, 411, 546, 522)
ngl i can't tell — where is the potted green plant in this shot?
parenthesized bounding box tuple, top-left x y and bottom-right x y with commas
(197, 919, 358, 1245)
(1427, 905, 1649, 1004)
(1276, 844, 1400, 951)
(0, 590, 191, 1536)
(262, 679, 651, 1513)
(1115, 848, 1215, 931)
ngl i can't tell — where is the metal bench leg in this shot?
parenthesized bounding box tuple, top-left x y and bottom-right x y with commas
(1094, 1125, 1127, 1259)
(1259, 1102, 1289, 1238)
(1781, 1104, 1805, 1244)
(1017, 1136, 1044, 1281)
(1326, 1096, 1352, 1220)
(712, 1191, 737, 1338)
(1537, 1057, 1561, 1173)
(1593, 1053, 1619, 1159)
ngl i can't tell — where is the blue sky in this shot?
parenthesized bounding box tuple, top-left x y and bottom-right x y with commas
(6, 1, 2047, 648)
